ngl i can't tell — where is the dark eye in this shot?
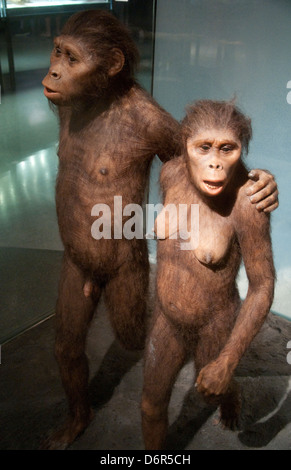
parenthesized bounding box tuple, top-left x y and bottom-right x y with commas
(54, 47, 61, 56)
(221, 145, 233, 153)
(200, 144, 211, 152)
(68, 54, 77, 63)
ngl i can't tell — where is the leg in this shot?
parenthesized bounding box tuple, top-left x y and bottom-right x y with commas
(219, 380, 241, 429)
(141, 308, 187, 450)
(194, 314, 241, 429)
(104, 250, 149, 350)
(42, 253, 100, 449)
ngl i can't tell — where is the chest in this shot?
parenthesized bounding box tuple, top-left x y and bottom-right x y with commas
(57, 114, 151, 184)
(175, 189, 236, 267)
(191, 205, 235, 266)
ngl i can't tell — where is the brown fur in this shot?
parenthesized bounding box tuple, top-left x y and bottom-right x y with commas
(141, 101, 275, 450)
(40, 11, 277, 449)
(41, 10, 180, 449)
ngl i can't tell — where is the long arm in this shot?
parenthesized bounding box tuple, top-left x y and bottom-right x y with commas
(143, 95, 182, 163)
(155, 113, 181, 163)
(154, 158, 189, 239)
(196, 198, 275, 396)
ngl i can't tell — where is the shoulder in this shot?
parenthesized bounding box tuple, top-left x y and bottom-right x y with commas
(130, 85, 162, 109)
(131, 85, 179, 126)
(125, 85, 158, 112)
(121, 85, 181, 158)
(160, 156, 187, 194)
(235, 179, 259, 214)
(233, 179, 271, 234)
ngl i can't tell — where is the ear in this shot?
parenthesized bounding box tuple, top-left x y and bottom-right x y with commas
(108, 48, 125, 77)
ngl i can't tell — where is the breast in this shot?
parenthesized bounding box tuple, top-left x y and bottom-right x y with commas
(193, 230, 234, 266)
(189, 206, 235, 267)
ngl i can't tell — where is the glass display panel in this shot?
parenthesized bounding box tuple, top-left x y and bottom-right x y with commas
(0, 0, 155, 343)
(6, 0, 108, 9)
(151, 0, 291, 320)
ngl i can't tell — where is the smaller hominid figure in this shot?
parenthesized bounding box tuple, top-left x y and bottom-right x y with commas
(141, 100, 276, 450)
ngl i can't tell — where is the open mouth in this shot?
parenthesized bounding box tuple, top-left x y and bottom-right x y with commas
(202, 180, 225, 196)
(43, 86, 59, 98)
(45, 86, 55, 93)
(203, 180, 224, 190)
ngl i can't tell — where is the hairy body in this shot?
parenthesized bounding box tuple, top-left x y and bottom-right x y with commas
(56, 85, 179, 276)
(41, 11, 278, 449)
(40, 11, 181, 448)
(43, 55, 180, 449)
(141, 102, 275, 450)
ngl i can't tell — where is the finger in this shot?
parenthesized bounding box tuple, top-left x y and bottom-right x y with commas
(246, 177, 277, 197)
(195, 371, 203, 385)
(197, 383, 209, 395)
(248, 169, 259, 181)
(248, 185, 277, 204)
(255, 192, 279, 212)
(247, 169, 276, 197)
(246, 180, 267, 196)
(262, 201, 279, 213)
(195, 382, 206, 394)
(248, 168, 272, 181)
(195, 379, 203, 390)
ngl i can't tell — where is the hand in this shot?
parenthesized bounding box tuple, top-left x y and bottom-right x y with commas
(247, 169, 279, 213)
(195, 359, 232, 397)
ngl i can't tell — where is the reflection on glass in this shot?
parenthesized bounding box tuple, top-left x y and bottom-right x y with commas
(6, 0, 108, 9)
(0, 146, 62, 250)
(0, 0, 155, 341)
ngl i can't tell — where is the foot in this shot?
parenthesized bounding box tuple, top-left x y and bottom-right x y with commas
(40, 409, 94, 450)
(219, 393, 241, 430)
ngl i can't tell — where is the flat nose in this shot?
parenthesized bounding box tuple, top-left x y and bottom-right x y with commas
(208, 162, 223, 170)
(49, 67, 61, 80)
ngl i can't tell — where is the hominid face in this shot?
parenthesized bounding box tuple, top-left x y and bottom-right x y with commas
(42, 36, 98, 105)
(186, 128, 242, 197)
